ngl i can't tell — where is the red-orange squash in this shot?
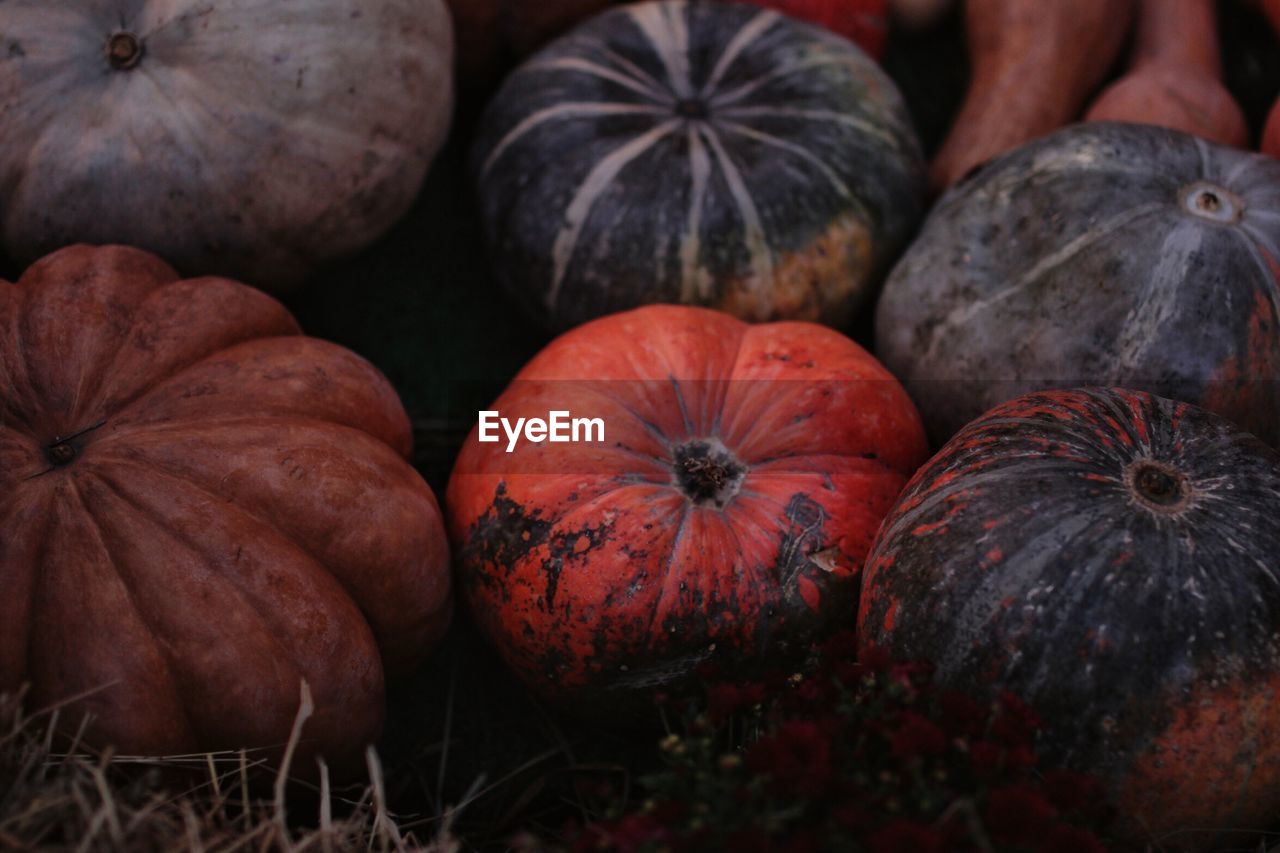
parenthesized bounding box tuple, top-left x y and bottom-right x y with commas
(446, 305, 927, 708)
(0, 246, 452, 765)
(930, 0, 1135, 191)
(1085, 0, 1247, 147)
(742, 0, 889, 57)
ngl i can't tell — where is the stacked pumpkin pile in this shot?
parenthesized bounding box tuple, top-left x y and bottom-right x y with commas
(1, 0, 1279, 849)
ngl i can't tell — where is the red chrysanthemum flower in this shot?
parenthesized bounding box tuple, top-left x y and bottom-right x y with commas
(937, 692, 989, 739)
(983, 786, 1059, 845)
(859, 644, 894, 672)
(864, 820, 947, 853)
(1042, 769, 1108, 817)
(746, 720, 833, 795)
(707, 682, 768, 724)
(989, 692, 1043, 748)
(572, 813, 669, 853)
(890, 711, 949, 760)
(1039, 823, 1108, 853)
(723, 828, 774, 853)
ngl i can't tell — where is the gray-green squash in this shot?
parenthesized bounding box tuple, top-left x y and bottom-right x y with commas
(0, 0, 454, 289)
(472, 0, 925, 331)
(876, 122, 1280, 445)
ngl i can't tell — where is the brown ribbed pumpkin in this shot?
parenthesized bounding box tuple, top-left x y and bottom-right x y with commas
(0, 245, 452, 766)
(472, 0, 924, 331)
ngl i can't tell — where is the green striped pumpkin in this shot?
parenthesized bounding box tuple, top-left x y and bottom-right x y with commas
(471, 0, 924, 331)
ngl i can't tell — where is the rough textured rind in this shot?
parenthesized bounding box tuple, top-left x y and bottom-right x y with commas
(0, 0, 454, 289)
(472, 0, 924, 331)
(858, 387, 1280, 844)
(0, 245, 453, 769)
(876, 122, 1280, 446)
(447, 305, 928, 710)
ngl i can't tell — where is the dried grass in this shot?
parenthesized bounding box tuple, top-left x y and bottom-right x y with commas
(0, 685, 461, 853)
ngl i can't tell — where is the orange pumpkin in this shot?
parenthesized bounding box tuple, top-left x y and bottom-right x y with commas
(0, 246, 452, 766)
(446, 305, 927, 708)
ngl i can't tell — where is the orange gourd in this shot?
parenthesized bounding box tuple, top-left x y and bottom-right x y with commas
(930, 0, 1135, 192)
(1086, 0, 1247, 147)
(1264, 0, 1280, 158)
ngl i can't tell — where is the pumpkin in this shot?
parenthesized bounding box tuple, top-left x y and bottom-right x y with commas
(858, 387, 1280, 844)
(1085, 0, 1248, 147)
(0, 245, 452, 766)
(876, 122, 1280, 446)
(472, 0, 925, 332)
(0, 1, 453, 289)
(446, 304, 927, 708)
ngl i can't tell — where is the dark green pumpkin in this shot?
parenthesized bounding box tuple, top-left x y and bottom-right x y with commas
(472, 0, 925, 331)
(875, 122, 1280, 446)
(859, 387, 1280, 845)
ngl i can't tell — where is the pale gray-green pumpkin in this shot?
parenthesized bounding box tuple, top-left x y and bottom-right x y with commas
(472, 0, 925, 331)
(0, 0, 454, 288)
(876, 122, 1280, 445)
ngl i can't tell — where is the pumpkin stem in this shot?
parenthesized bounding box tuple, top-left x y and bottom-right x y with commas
(674, 440, 745, 508)
(674, 98, 711, 121)
(1127, 459, 1192, 513)
(41, 419, 108, 470)
(46, 442, 77, 466)
(107, 32, 144, 71)
(1181, 182, 1243, 224)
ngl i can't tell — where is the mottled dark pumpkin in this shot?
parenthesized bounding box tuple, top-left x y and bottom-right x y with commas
(447, 305, 927, 709)
(876, 122, 1280, 445)
(859, 387, 1280, 844)
(472, 0, 924, 332)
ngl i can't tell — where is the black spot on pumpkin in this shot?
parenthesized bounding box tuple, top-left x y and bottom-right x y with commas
(777, 493, 827, 585)
(542, 520, 612, 608)
(463, 483, 551, 582)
